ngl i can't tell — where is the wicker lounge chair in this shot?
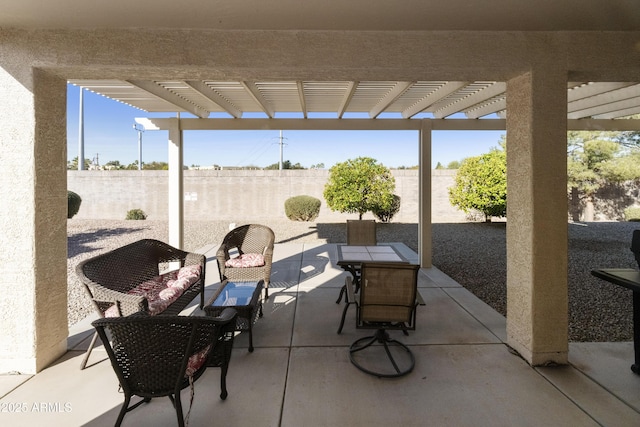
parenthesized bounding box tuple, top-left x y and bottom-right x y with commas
(347, 262, 421, 378)
(92, 309, 237, 427)
(216, 224, 275, 299)
(75, 239, 207, 369)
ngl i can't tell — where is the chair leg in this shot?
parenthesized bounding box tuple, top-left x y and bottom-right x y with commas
(220, 365, 229, 400)
(337, 299, 354, 334)
(336, 285, 346, 304)
(349, 330, 415, 378)
(115, 394, 131, 427)
(79, 331, 99, 370)
(173, 394, 185, 427)
(248, 323, 254, 352)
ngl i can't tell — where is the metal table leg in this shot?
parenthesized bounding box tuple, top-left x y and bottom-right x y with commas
(632, 291, 640, 375)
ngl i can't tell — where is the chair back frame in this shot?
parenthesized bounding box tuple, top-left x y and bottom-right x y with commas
(92, 310, 237, 427)
(216, 224, 275, 297)
(346, 219, 377, 246)
(355, 262, 420, 332)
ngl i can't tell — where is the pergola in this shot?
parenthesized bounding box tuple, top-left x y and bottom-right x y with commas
(2, 0, 640, 375)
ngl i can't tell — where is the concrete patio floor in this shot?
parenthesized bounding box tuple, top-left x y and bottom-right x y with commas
(2, 242, 640, 426)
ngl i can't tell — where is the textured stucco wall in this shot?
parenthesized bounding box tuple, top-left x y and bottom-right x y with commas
(67, 169, 467, 223)
(0, 69, 68, 373)
(506, 71, 569, 365)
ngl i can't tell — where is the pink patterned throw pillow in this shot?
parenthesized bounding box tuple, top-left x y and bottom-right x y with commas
(185, 344, 212, 377)
(224, 253, 265, 268)
(102, 266, 201, 317)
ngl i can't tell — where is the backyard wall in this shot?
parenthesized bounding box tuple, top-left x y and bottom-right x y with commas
(67, 169, 467, 223)
(68, 169, 639, 223)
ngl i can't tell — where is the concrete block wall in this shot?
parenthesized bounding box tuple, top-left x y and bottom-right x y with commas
(68, 169, 468, 223)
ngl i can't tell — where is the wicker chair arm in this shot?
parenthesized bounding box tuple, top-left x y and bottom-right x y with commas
(184, 252, 205, 267)
(212, 307, 238, 324)
(87, 283, 148, 316)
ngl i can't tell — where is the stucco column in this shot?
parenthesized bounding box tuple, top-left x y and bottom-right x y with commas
(0, 67, 68, 373)
(506, 70, 568, 366)
(419, 119, 432, 268)
(167, 119, 184, 248)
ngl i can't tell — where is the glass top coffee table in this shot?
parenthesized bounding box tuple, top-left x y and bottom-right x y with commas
(204, 279, 264, 352)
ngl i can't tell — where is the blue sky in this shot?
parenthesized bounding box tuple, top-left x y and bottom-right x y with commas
(67, 84, 505, 169)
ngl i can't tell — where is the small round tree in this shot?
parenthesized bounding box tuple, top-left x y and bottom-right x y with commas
(323, 157, 395, 219)
(448, 148, 507, 222)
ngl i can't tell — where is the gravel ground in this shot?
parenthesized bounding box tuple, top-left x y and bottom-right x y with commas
(67, 219, 640, 342)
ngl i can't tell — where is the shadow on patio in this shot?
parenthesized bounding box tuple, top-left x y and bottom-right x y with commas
(1, 242, 639, 426)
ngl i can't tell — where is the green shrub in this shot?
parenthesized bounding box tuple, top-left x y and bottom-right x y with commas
(126, 209, 147, 220)
(624, 206, 640, 222)
(67, 191, 82, 219)
(372, 194, 401, 223)
(285, 195, 321, 221)
(323, 157, 395, 220)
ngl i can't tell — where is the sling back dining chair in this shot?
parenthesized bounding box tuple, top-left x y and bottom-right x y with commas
(347, 261, 421, 378)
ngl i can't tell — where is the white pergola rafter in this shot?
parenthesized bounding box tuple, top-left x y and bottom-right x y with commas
(184, 80, 242, 118)
(241, 81, 275, 118)
(337, 81, 358, 118)
(297, 81, 307, 118)
(126, 80, 210, 118)
(70, 79, 640, 122)
(369, 81, 414, 118)
(432, 82, 507, 119)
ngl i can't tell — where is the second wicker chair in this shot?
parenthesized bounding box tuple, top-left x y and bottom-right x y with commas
(216, 224, 275, 299)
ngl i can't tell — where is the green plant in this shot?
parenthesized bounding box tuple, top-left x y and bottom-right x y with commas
(67, 191, 82, 219)
(624, 206, 640, 222)
(126, 209, 147, 220)
(448, 146, 507, 222)
(372, 194, 401, 223)
(323, 157, 395, 219)
(285, 195, 321, 221)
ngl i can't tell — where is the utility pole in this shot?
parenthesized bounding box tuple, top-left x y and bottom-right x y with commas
(278, 130, 286, 170)
(133, 123, 145, 170)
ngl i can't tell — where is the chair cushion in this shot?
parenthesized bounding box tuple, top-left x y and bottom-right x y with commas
(103, 265, 201, 317)
(225, 253, 265, 268)
(185, 344, 212, 377)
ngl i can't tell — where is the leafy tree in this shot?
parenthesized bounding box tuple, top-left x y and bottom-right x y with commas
(448, 146, 506, 222)
(435, 162, 444, 170)
(264, 160, 306, 170)
(323, 157, 395, 219)
(568, 130, 640, 221)
(125, 160, 140, 170)
(615, 114, 640, 148)
(104, 160, 124, 170)
(143, 161, 169, 170)
(67, 157, 91, 170)
(446, 160, 461, 169)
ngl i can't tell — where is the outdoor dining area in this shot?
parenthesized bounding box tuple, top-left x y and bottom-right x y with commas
(1, 224, 640, 426)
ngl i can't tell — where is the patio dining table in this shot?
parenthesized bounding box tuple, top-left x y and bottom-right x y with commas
(336, 244, 408, 292)
(591, 268, 640, 375)
(335, 244, 409, 333)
